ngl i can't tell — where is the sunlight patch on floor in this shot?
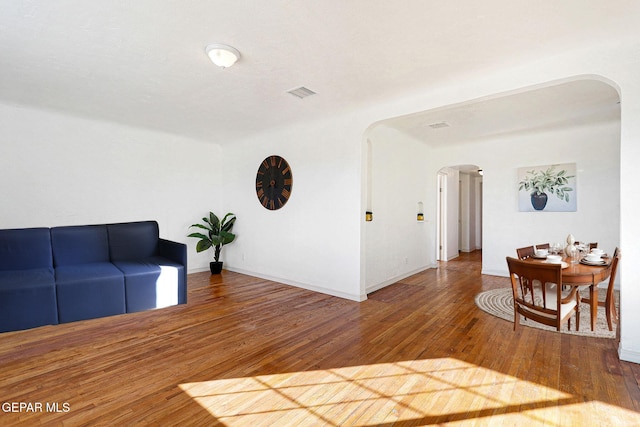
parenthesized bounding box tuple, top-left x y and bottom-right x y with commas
(179, 358, 640, 426)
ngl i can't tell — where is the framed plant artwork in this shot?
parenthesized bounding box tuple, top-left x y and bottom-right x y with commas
(517, 163, 577, 212)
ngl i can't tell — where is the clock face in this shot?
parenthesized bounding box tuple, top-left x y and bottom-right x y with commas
(255, 155, 293, 210)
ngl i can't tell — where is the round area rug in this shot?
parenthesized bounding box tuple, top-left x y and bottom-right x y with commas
(475, 287, 617, 338)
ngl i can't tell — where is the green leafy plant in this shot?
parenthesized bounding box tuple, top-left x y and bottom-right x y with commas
(518, 166, 574, 202)
(187, 212, 236, 262)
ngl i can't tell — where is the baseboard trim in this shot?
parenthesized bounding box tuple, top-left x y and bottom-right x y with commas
(619, 346, 640, 364)
(365, 265, 435, 295)
(224, 266, 366, 302)
(482, 269, 509, 278)
(188, 266, 210, 275)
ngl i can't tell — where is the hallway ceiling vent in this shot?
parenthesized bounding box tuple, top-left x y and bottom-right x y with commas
(428, 121, 450, 129)
(287, 86, 316, 99)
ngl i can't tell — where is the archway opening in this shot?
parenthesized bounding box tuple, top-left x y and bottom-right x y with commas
(362, 76, 619, 296)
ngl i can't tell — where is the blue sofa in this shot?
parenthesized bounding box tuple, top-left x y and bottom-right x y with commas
(0, 221, 186, 333)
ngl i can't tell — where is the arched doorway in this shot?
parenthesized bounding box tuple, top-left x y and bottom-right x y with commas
(361, 77, 619, 297)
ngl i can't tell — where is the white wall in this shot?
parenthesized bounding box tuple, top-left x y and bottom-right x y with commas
(363, 125, 431, 293)
(619, 74, 640, 364)
(219, 115, 364, 301)
(426, 121, 620, 278)
(0, 102, 222, 271)
(360, 118, 616, 297)
(491, 123, 617, 277)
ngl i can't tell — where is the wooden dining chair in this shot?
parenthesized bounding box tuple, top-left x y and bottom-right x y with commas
(515, 245, 550, 307)
(575, 241, 598, 249)
(506, 256, 580, 332)
(517, 244, 550, 259)
(516, 245, 534, 260)
(580, 248, 620, 331)
(515, 246, 535, 303)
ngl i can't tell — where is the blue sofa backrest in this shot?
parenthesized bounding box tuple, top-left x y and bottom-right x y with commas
(51, 225, 110, 266)
(0, 227, 53, 271)
(107, 221, 159, 261)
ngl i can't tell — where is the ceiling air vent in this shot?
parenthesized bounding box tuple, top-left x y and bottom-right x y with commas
(428, 121, 450, 129)
(287, 86, 316, 99)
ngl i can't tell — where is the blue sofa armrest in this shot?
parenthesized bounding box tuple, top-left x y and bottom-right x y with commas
(158, 238, 187, 268)
(107, 222, 188, 310)
(158, 238, 187, 304)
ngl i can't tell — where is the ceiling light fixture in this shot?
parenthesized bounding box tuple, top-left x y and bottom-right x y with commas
(205, 44, 240, 68)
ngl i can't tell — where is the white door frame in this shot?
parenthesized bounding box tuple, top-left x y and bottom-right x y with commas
(437, 172, 447, 261)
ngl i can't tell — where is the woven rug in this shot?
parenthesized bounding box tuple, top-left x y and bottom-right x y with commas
(475, 287, 617, 338)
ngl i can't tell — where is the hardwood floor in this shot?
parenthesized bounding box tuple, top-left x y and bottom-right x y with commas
(1, 251, 639, 426)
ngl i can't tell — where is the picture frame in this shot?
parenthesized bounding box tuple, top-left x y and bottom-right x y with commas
(517, 163, 577, 212)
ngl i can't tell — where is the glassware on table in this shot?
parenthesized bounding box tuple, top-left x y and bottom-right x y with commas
(571, 247, 581, 264)
(577, 243, 588, 258)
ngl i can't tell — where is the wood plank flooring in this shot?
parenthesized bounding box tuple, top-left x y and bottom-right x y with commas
(1, 251, 639, 426)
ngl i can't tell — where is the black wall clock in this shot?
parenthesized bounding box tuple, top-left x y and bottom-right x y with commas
(255, 155, 293, 210)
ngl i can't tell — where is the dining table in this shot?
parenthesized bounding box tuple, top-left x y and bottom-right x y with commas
(527, 255, 612, 331)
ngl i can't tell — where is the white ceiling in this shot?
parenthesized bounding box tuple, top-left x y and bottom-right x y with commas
(0, 1, 634, 144)
(383, 79, 620, 147)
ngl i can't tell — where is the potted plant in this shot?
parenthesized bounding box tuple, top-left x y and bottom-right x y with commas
(518, 166, 574, 210)
(188, 212, 236, 274)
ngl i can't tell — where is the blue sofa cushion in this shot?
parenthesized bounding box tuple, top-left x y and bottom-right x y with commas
(0, 228, 52, 271)
(0, 268, 54, 290)
(51, 225, 110, 266)
(113, 257, 186, 312)
(55, 262, 126, 323)
(0, 269, 58, 332)
(108, 221, 159, 261)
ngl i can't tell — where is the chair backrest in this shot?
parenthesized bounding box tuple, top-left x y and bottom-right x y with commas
(507, 256, 562, 305)
(506, 256, 576, 330)
(516, 244, 550, 260)
(516, 246, 535, 260)
(575, 241, 598, 249)
(605, 248, 621, 306)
